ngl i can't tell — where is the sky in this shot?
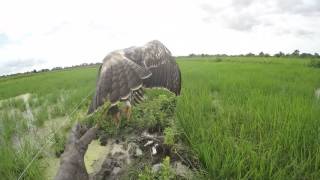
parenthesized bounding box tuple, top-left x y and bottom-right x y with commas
(0, 0, 319, 75)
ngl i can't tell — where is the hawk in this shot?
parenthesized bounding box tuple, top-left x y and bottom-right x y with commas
(88, 40, 181, 125)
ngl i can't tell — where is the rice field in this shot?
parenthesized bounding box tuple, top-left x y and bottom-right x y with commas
(176, 57, 320, 179)
(0, 57, 320, 179)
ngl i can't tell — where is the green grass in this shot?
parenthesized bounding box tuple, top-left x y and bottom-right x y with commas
(176, 57, 320, 179)
(0, 140, 45, 180)
(0, 57, 320, 179)
(0, 67, 99, 180)
(0, 67, 98, 100)
(0, 109, 45, 180)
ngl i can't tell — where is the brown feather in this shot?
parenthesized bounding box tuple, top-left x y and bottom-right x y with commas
(88, 40, 181, 114)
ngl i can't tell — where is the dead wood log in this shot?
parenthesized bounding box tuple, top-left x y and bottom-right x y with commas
(54, 123, 98, 180)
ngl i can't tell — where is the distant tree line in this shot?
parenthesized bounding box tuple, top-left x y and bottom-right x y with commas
(2, 49, 320, 78)
(1, 62, 102, 78)
(185, 49, 320, 59)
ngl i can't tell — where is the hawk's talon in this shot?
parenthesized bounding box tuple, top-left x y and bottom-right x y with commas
(124, 106, 132, 121)
(112, 111, 121, 128)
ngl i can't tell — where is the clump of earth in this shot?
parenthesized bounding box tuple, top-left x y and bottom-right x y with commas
(49, 91, 201, 180)
(88, 124, 199, 180)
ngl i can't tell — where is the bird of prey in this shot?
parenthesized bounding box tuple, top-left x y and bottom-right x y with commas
(88, 40, 181, 126)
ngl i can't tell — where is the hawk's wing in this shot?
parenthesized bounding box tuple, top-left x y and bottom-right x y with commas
(88, 52, 151, 114)
(139, 40, 181, 95)
(88, 40, 182, 114)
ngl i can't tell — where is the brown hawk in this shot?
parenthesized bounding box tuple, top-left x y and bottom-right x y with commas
(88, 40, 181, 125)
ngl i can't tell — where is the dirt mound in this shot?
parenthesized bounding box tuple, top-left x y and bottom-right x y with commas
(54, 92, 201, 179)
(91, 128, 197, 180)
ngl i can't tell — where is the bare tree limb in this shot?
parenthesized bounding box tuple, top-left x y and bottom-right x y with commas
(55, 123, 98, 180)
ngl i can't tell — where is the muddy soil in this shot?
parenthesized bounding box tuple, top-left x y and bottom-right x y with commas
(88, 127, 198, 180)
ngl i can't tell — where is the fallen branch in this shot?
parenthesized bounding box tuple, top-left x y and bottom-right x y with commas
(55, 102, 110, 180)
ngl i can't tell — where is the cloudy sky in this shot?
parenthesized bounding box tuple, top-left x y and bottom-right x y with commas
(0, 0, 319, 75)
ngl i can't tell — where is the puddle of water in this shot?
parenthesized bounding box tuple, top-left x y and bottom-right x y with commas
(43, 139, 110, 179)
(41, 157, 60, 180)
(85, 140, 110, 174)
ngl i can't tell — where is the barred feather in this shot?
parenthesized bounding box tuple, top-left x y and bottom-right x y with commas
(88, 40, 181, 114)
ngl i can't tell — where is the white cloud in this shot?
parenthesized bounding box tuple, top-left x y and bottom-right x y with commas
(0, 0, 319, 75)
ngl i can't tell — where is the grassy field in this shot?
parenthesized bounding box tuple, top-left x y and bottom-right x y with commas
(177, 57, 320, 179)
(0, 57, 320, 179)
(0, 67, 98, 180)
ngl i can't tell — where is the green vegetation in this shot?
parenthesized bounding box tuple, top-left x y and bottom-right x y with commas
(138, 156, 174, 180)
(0, 67, 97, 99)
(0, 56, 320, 179)
(0, 67, 98, 180)
(0, 106, 45, 180)
(176, 57, 320, 179)
(309, 59, 320, 68)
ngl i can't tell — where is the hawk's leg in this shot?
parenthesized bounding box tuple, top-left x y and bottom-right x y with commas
(125, 106, 132, 120)
(123, 100, 132, 121)
(112, 111, 121, 127)
(108, 106, 121, 127)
